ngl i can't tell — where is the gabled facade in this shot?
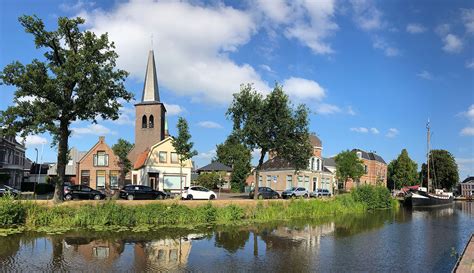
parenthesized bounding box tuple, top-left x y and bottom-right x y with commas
(76, 136, 121, 191)
(131, 137, 192, 192)
(0, 133, 26, 188)
(344, 149, 387, 190)
(257, 134, 336, 194)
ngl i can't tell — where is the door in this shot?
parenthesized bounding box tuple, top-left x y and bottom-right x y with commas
(149, 177, 156, 190)
(313, 177, 317, 192)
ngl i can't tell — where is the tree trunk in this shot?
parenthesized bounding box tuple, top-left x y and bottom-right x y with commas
(53, 119, 69, 203)
(253, 150, 266, 200)
(180, 161, 183, 193)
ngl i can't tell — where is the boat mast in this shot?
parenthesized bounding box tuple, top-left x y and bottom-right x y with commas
(426, 120, 431, 193)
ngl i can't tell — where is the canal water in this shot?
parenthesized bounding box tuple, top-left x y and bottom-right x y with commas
(1, 202, 473, 272)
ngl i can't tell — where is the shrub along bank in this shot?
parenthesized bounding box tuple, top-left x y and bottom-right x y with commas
(0, 185, 397, 233)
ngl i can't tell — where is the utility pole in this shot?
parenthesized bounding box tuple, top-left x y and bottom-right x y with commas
(34, 148, 38, 197)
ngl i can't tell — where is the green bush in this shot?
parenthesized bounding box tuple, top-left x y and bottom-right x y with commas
(351, 185, 392, 210)
(0, 196, 27, 226)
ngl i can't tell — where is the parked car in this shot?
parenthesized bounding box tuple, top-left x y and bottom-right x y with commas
(281, 187, 309, 199)
(310, 188, 332, 198)
(64, 185, 106, 200)
(0, 185, 21, 197)
(249, 187, 280, 199)
(182, 186, 217, 200)
(119, 185, 170, 200)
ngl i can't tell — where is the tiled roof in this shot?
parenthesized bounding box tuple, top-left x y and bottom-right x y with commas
(323, 157, 336, 167)
(197, 161, 232, 172)
(261, 156, 295, 171)
(462, 176, 474, 184)
(353, 149, 386, 164)
(134, 149, 150, 170)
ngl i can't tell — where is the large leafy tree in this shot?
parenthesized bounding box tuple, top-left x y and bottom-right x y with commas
(335, 150, 365, 190)
(172, 117, 198, 190)
(0, 16, 132, 202)
(420, 149, 459, 190)
(112, 138, 133, 187)
(215, 135, 251, 192)
(226, 83, 313, 199)
(195, 172, 225, 189)
(387, 149, 418, 189)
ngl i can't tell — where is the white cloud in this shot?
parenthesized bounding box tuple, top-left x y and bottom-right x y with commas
(71, 124, 116, 136)
(15, 135, 48, 147)
(435, 24, 451, 36)
(466, 59, 474, 69)
(259, 64, 274, 73)
(461, 9, 474, 33)
(417, 70, 433, 80)
(456, 157, 474, 176)
(315, 103, 341, 115)
(255, 0, 338, 54)
(197, 121, 223, 129)
(373, 37, 400, 57)
(80, 1, 270, 104)
(460, 127, 474, 136)
(370, 128, 380, 134)
(283, 77, 326, 101)
(350, 0, 383, 31)
(386, 128, 399, 138)
(196, 149, 216, 161)
(347, 106, 356, 116)
(462, 104, 474, 121)
(406, 23, 426, 34)
(164, 103, 185, 116)
(350, 127, 369, 133)
(442, 34, 463, 53)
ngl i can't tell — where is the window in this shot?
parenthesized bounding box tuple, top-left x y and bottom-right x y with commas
(297, 176, 304, 187)
(364, 165, 368, 174)
(286, 175, 292, 189)
(159, 151, 167, 163)
(96, 170, 106, 189)
(258, 176, 262, 186)
(305, 176, 310, 189)
(149, 115, 154, 128)
(142, 115, 147, 128)
(171, 152, 179, 163)
(93, 151, 108, 167)
(110, 170, 119, 189)
(0, 149, 5, 163)
(81, 170, 90, 185)
(266, 175, 271, 187)
(311, 158, 315, 170)
(133, 174, 137, 185)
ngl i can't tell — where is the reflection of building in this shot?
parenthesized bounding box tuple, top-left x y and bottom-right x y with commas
(63, 237, 125, 264)
(258, 135, 336, 194)
(267, 223, 335, 249)
(134, 237, 192, 270)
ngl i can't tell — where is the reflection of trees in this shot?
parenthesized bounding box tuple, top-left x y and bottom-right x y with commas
(333, 210, 398, 238)
(214, 229, 249, 253)
(50, 235, 65, 271)
(0, 234, 21, 260)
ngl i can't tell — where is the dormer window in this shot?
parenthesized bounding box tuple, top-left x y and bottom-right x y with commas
(357, 151, 362, 159)
(142, 115, 147, 128)
(149, 115, 154, 128)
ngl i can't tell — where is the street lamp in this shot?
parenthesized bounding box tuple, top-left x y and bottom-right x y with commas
(34, 148, 38, 198)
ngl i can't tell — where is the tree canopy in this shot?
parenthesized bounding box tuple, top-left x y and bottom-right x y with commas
(226, 83, 312, 199)
(172, 117, 198, 190)
(215, 135, 251, 192)
(0, 15, 132, 202)
(112, 138, 133, 187)
(420, 149, 459, 190)
(387, 149, 418, 189)
(195, 172, 226, 190)
(334, 150, 365, 190)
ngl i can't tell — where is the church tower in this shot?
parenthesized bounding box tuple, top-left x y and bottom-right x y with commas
(128, 50, 166, 164)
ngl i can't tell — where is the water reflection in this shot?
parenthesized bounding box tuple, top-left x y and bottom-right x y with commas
(0, 202, 472, 272)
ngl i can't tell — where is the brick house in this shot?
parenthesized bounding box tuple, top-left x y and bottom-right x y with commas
(344, 149, 387, 190)
(196, 161, 232, 189)
(460, 176, 474, 197)
(256, 134, 336, 194)
(0, 133, 26, 189)
(76, 136, 121, 191)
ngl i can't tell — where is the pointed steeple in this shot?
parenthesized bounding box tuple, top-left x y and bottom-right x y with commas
(141, 50, 160, 102)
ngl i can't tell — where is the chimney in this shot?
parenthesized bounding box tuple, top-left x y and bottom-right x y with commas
(99, 136, 105, 143)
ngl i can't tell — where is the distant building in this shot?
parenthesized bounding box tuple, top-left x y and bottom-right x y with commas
(0, 133, 26, 188)
(76, 136, 122, 191)
(196, 161, 232, 189)
(344, 149, 388, 190)
(27, 162, 50, 183)
(460, 176, 474, 197)
(127, 50, 192, 192)
(257, 134, 336, 194)
(47, 147, 86, 184)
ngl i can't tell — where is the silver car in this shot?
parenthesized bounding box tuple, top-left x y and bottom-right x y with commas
(281, 187, 309, 199)
(310, 188, 332, 198)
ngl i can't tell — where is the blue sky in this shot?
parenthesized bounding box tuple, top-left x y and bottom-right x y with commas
(1, 0, 473, 179)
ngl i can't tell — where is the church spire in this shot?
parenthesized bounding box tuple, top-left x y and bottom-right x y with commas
(141, 50, 160, 102)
